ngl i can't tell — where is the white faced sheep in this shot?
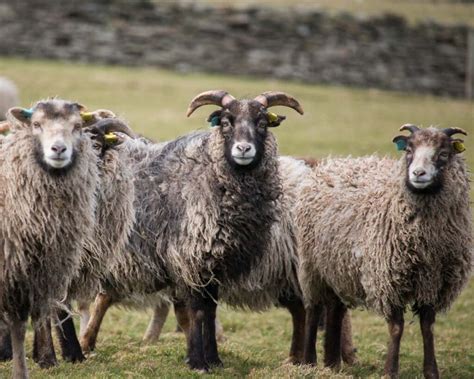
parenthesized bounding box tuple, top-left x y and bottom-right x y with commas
(0, 77, 19, 121)
(298, 125, 472, 378)
(0, 99, 112, 378)
(79, 90, 303, 372)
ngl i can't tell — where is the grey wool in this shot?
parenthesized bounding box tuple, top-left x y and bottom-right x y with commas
(297, 142, 472, 318)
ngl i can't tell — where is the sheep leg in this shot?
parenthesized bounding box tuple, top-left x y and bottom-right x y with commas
(419, 305, 439, 379)
(32, 317, 57, 368)
(302, 303, 324, 365)
(341, 310, 358, 365)
(55, 308, 85, 363)
(279, 296, 306, 364)
(10, 317, 28, 379)
(142, 302, 170, 343)
(323, 298, 346, 369)
(0, 328, 12, 361)
(174, 301, 190, 337)
(80, 292, 113, 353)
(384, 308, 404, 378)
(202, 285, 221, 367)
(78, 301, 90, 339)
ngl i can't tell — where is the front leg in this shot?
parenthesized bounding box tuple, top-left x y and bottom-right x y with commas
(0, 328, 12, 361)
(202, 285, 221, 367)
(302, 302, 324, 365)
(324, 297, 346, 370)
(186, 292, 207, 372)
(10, 317, 28, 379)
(384, 308, 404, 378)
(143, 302, 170, 343)
(279, 296, 306, 364)
(55, 307, 85, 363)
(32, 317, 57, 368)
(418, 305, 439, 379)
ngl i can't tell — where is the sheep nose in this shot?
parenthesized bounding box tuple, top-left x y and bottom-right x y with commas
(413, 168, 426, 177)
(236, 143, 252, 153)
(51, 143, 67, 154)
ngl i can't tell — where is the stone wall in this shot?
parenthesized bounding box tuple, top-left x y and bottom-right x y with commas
(0, 0, 470, 97)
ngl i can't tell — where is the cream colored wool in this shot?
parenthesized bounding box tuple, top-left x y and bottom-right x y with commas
(297, 154, 472, 317)
(0, 126, 99, 322)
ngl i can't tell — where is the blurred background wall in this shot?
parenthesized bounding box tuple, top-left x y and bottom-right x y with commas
(0, 0, 473, 98)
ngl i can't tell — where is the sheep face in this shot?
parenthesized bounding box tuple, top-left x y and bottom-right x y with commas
(208, 100, 281, 170)
(393, 127, 467, 194)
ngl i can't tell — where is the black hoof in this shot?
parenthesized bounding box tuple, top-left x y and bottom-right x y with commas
(63, 351, 86, 363)
(206, 356, 223, 367)
(188, 358, 209, 372)
(36, 357, 58, 369)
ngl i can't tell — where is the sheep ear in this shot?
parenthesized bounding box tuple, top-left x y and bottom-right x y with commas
(81, 109, 116, 126)
(207, 110, 222, 127)
(6, 107, 32, 129)
(451, 138, 466, 154)
(392, 135, 408, 151)
(267, 112, 286, 127)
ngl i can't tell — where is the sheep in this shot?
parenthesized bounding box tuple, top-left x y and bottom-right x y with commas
(297, 125, 472, 378)
(79, 90, 304, 371)
(150, 155, 357, 365)
(0, 99, 111, 378)
(0, 77, 19, 121)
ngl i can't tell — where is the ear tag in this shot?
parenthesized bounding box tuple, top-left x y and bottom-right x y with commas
(395, 139, 407, 151)
(104, 133, 118, 144)
(80, 112, 94, 122)
(210, 116, 220, 127)
(267, 112, 278, 123)
(21, 108, 34, 119)
(453, 141, 465, 153)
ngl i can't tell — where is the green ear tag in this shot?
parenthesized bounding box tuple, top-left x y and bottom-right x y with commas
(210, 116, 220, 127)
(21, 108, 34, 119)
(395, 139, 407, 151)
(81, 112, 94, 122)
(453, 141, 465, 153)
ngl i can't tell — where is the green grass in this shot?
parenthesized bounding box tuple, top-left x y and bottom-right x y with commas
(183, 0, 474, 27)
(0, 57, 472, 378)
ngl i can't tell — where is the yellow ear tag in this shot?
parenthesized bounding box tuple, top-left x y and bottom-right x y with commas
(453, 141, 465, 153)
(80, 112, 94, 122)
(104, 133, 118, 144)
(267, 112, 278, 123)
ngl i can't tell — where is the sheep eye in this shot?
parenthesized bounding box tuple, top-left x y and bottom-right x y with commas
(258, 119, 268, 128)
(439, 151, 449, 159)
(74, 122, 82, 131)
(32, 121, 41, 129)
(221, 119, 231, 128)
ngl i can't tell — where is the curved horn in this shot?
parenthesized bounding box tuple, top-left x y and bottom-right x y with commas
(254, 91, 304, 115)
(186, 90, 236, 117)
(399, 124, 419, 134)
(442, 127, 467, 137)
(88, 118, 136, 139)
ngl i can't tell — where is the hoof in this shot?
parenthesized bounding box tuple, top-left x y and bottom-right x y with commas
(206, 357, 223, 367)
(63, 351, 86, 363)
(188, 358, 209, 372)
(36, 357, 58, 369)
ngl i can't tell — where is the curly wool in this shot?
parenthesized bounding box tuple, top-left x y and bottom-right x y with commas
(220, 156, 311, 310)
(297, 155, 472, 317)
(106, 128, 282, 300)
(0, 129, 98, 321)
(70, 146, 135, 302)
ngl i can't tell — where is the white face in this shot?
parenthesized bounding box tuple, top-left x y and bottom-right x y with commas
(407, 145, 438, 189)
(231, 141, 257, 166)
(31, 110, 82, 169)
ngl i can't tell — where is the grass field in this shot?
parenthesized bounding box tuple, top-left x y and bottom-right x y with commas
(192, 0, 474, 27)
(0, 57, 473, 378)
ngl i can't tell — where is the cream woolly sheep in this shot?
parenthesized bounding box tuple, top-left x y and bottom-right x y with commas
(0, 99, 108, 378)
(298, 125, 472, 378)
(80, 90, 303, 371)
(0, 77, 19, 121)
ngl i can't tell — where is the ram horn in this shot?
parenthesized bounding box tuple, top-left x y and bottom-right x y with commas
(442, 127, 467, 137)
(399, 124, 420, 134)
(254, 91, 304, 115)
(186, 90, 236, 117)
(87, 118, 136, 139)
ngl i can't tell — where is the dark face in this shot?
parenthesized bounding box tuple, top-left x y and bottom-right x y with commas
(208, 100, 284, 171)
(394, 128, 461, 194)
